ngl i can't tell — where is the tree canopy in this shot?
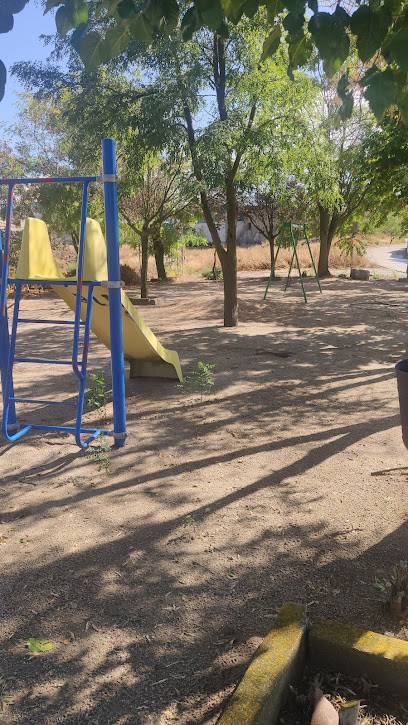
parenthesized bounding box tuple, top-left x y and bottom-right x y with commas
(3, 0, 408, 127)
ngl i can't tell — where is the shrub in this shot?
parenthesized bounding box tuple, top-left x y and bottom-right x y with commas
(202, 266, 223, 280)
(120, 263, 140, 286)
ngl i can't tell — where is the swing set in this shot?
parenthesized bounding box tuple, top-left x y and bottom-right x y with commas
(263, 221, 322, 303)
(0, 138, 127, 449)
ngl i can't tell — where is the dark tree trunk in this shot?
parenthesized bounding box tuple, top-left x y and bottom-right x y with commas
(318, 205, 339, 276)
(153, 234, 167, 281)
(140, 228, 149, 298)
(318, 206, 331, 277)
(221, 172, 239, 326)
(219, 246, 238, 326)
(268, 236, 276, 277)
(71, 231, 79, 254)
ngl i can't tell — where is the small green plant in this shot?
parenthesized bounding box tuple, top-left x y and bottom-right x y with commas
(377, 560, 408, 615)
(86, 371, 112, 411)
(182, 513, 198, 527)
(86, 434, 111, 472)
(26, 637, 53, 653)
(202, 266, 223, 280)
(65, 263, 76, 278)
(0, 675, 14, 713)
(371, 271, 380, 280)
(180, 361, 215, 400)
(337, 233, 367, 275)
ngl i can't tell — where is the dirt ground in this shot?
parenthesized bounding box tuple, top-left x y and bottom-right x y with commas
(1, 272, 408, 725)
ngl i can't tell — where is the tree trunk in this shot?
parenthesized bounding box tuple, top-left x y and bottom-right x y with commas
(220, 246, 238, 326)
(71, 231, 79, 254)
(153, 232, 167, 281)
(268, 236, 276, 277)
(318, 205, 331, 277)
(140, 228, 149, 298)
(221, 171, 239, 326)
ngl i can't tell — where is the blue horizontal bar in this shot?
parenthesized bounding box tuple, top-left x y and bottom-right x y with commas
(18, 424, 108, 434)
(14, 358, 81, 365)
(8, 279, 101, 286)
(18, 318, 85, 326)
(0, 176, 98, 185)
(10, 397, 77, 407)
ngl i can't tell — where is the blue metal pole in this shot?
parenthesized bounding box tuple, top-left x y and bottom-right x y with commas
(102, 138, 127, 448)
(72, 181, 89, 380)
(0, 185, 17, 426)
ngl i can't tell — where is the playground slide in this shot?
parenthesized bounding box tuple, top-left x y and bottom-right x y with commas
(16, 217, 182, 380)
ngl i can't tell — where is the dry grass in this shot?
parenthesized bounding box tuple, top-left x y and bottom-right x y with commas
(118, 240, 371, 280)
(52, 236, 378, 281)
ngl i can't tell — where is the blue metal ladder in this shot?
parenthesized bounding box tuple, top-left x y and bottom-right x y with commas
(0, 138, 127, 449)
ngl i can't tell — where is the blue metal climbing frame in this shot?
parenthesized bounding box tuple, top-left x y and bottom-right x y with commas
(0, 138, 127, 449)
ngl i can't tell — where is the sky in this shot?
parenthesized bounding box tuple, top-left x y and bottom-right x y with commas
(1, 1, 56, 127)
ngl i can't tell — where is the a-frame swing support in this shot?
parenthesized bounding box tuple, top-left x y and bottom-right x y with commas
(0, 137, 127, 449)
(263, 221, 322, 303)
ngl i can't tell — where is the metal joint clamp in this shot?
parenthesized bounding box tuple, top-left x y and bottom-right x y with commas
(96, 174, 120, 183)
(100, 281, 125, 288)
(107, 430, 129, 440)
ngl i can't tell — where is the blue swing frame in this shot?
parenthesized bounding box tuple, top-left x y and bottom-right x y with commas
(0, 138, 127, 449)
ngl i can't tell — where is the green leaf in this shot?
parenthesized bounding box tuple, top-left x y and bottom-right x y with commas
(181, 5, 201, 40)
(44, 0, 64, 13)
(350, 5, 392, 63)
(101, 25, 131, 59)
(221, 0, 246, 23)
(161, 0, 179, 33)
(265, 0, 283, 23)
(70, 21, 89, 50)
(360, 66, 398, 120)
(116, 0, 136, 19)
(1, 0, 28, 13)
(307, 0, 317, 11)
(240, 0, 258, 19)
(0, 13, 13, 33)
(27, 637, 53, 652)
(127, 13, 153, 40)
(288, 28, 312, 69)
(384, 29, 408, 72)
(283, 9, 304, 34)
(72, 1, 88, 27)
(309, 8, 350, 77)
(261, 24, 281, 61)
(55, 5, 75, 37)
(396, 88, 408, 124)
(196, 0, 224, 31)
(0, 59, 6, 103)
(76, 30, 109, 69)
(337, 69, 354, 120)
(373, 581, 385, 591)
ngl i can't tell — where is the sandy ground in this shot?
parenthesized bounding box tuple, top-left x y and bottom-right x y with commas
(1, 272, 408, 725)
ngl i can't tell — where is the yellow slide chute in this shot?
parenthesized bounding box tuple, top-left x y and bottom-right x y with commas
(16, 217, 182, 380)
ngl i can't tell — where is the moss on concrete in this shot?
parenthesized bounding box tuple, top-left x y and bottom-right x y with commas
(217, 602, 307, 725)
(309, 617, 408, 697)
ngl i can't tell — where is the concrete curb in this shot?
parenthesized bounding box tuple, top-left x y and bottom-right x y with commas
(309, 617, 408, 698)
(217, 604, 408, 724)
(217, 602, 308, 725)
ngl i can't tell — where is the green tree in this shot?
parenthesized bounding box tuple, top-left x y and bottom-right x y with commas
(9, 91, 104, 249)
(22, 0, 408, 125)
(134, 20, 311, 324)
(119, 154, 197, 296)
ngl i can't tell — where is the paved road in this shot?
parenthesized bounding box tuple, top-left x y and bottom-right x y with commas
(366, 242, 408, 276)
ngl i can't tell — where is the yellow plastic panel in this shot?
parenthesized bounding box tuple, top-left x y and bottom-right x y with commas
(16, 217, 182, 380)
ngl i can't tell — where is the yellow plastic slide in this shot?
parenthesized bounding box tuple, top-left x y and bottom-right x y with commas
(16, 217, 182, 380)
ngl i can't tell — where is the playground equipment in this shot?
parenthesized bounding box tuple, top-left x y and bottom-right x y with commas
(0, 138, 182, 450)
(263, 221, 322, 303)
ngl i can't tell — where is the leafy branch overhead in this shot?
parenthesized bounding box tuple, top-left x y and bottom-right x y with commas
(2, 1, 408, 121)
